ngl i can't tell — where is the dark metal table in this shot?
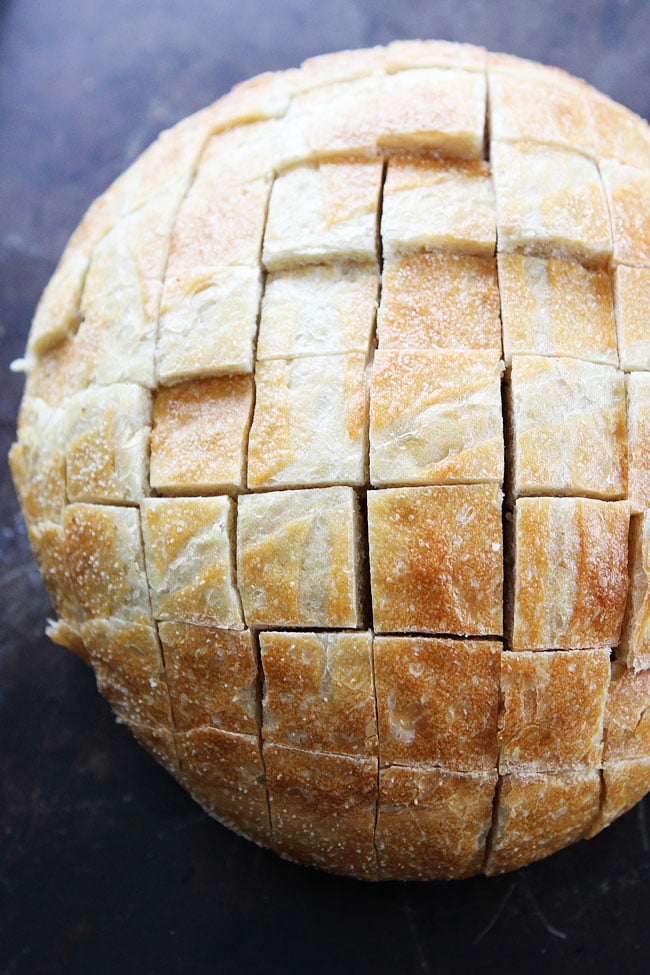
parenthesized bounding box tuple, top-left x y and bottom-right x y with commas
(2, 2, 650, 971)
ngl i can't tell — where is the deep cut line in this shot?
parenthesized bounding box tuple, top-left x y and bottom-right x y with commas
(246, 626, 506, 645)
(501, 365, 516, 650)
(251, 629, 274, 844)
(363, 160, 388, 634)
(236, 264, 265, 499)
(229, 495, 246, 625)
(507, 351, 622, 369)
(369, 629, 381, 871)
(243, 623, 367, 635)
(482, 57, 491, 163)
(379, 757, 499, 773)
(595, 155, 618, 280)
(65, 496, 143, 508)
(373, 631, 505, 642)
(370, 475, 505, 490)
(131, 503, 182, 771)
(588, 768, 607, 838)
(481, 772, 503, 874)
(354, 491, 373, 632)
(238, 478, 369, 495)
(504, 643, 618, 654)
(260, 738, 380, 763)
(380, 760, 499, 775)
(151, 618, 182, 772)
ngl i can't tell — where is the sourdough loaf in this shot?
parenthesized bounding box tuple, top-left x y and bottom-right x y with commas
(10, 40, 650, 879)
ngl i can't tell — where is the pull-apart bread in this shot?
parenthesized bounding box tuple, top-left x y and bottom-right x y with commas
(11, 41, 650, 880)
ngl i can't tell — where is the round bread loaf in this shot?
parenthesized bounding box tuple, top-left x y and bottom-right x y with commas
(10, 41, 650, 880)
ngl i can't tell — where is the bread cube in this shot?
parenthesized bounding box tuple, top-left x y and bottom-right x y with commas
(370, 349, 504, 486)
(150, 376, 253, 495)
(381, 156, 496, 259)
(377, 253, 501, 352)
(499, 254, 617, 366)
(498, 649, 610, 771)
(374, 636, 501, 769)
(512, 498, 629, 649)
(492, 141, 612, 265)
(368, 484, 503, 635)
(237, 487, 362, 629)
(509, 355, 627, 499)
(260, 631, 376, 755)
(141, 497, 243, 628)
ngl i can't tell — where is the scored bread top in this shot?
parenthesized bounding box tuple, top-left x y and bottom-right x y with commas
(11, 41, 650, 879)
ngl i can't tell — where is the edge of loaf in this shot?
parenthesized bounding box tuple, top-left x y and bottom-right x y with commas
(10, 39, 650, 880)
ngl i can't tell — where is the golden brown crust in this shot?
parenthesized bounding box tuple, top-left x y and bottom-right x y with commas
(247, 354, 368, 489)
(512, 498, 630, 650)
(150, 376, 254, 495)
(627, 373, 650, 514)
(368, 484, 504, 635)
(9, 397, 66, 525)
(484, 770, 602, 875)
(586, 759, 650, 837)
(45, 618, 88, 661)
(614, 266, 650, 371)
(237, 487, 362, 629)
(376, 766, 497, 880)
(377, 253, 501, 352)
(140, 497, 243, 628)
(27, 521, 83, 626)
(82, 618, 173, 729)
(264, 743, 378, 878)
(583, 88, 650, 169)
(498, 254, 617, 366)
(23, 334, 90, 408)
(492, 141, 612, 266)
(510, 355, 627, 499)
(498, 649, 610, 771)
(260, 631, 377, 756)
(369, 349, 504, 487)
(63, 504, 152, 626)
(165, 152, 270, 271)
(488, 61, 593, 154)
(600, 161, 650, 268)
(128, 724, 180, 778)
(64, 384, 152, 505)
(381, 156, 496, 259)
(176, 728, 271, 846)
(618, 514, 650, 671)
(603, 661, 650, 761)
(158, 622, 258, 735)
(374, 636, 500, 769)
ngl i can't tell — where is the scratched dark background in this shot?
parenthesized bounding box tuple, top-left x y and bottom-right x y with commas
(2, 1, 650, 973)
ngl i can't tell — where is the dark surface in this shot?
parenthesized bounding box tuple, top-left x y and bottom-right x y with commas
(2, 2, 650, 972)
